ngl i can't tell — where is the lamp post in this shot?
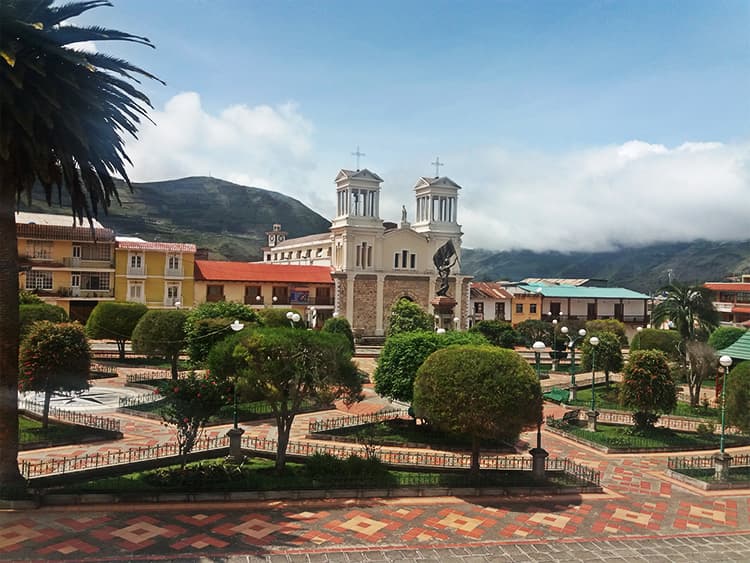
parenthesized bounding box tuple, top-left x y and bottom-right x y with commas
(587, 336, 600, 431)
(532, 341, 546, 380)
(272, 295, 278, 305)
(227, 320, 245, 460)
(255, 294, 262, 306)
(530, 339, 549, 479)
(453, 316, 460, 331)
(434, 314, 441, 332)
(286, 310, 301, 327)
(561, 327, 586, 401)
(551, 318, 558, 371)
(715, 355, 733, 480)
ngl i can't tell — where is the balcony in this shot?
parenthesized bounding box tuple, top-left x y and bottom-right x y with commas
(126, 265, 146, 277)
(164, 267, 184, 278)
(310, 296, 334, 306)
(52, 287, 114, 299)
(245, 296, 264, 305)
(62, 257, 114, 269)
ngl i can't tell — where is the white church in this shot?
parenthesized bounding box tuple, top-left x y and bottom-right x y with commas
(262, 168, 472, 337)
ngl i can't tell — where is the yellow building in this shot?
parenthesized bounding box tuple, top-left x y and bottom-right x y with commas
(507, 286, 544, 325)
(114, 237, 196, 308)
(16, 212, 116, 321)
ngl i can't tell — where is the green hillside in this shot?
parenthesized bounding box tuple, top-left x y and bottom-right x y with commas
(19, 176, 332, 261)
(462, 240, 750, 292)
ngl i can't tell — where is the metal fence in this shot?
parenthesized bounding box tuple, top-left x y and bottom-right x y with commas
(20, 430, 601, 487)
(19, 400, 120, 433)
(668, 453, 750, 471)
(125, 370, 174, 385)
(118, 391, 163, 408)
(308, 408, 409, 434)
(89, 363, 118, 379)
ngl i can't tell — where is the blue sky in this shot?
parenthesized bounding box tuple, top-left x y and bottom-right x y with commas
(75, 0, 750, 251)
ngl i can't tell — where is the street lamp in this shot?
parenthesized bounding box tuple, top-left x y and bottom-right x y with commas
(719, 355, 733, 455)
(561, 327, 586, 401)
(588, 336, 600, 431)
(286, 310, 301, 327)
(434, 314, 441, 332)
(255, 294, 262, 305)
(453, 316, 460, 330)
(532, 341, 546, 380)
(228, 320, 245, 430)
(272, 295, 278, 304)
(551, 317, 558, 371)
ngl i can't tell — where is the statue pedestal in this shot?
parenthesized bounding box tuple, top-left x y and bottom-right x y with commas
(431, 296, 457, 331)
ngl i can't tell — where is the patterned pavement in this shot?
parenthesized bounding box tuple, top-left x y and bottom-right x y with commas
(6, 368, 750, 561)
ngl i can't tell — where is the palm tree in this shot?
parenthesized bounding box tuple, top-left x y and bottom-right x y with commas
(652, 282, 719, 343)
(0, 0, 160, 496)
(651, 282, 720, 407)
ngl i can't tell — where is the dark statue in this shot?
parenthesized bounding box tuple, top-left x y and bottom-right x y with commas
(433, 239, 458, 297)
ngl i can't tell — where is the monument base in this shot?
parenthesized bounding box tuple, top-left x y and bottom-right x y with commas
(431, 296, 457, 331)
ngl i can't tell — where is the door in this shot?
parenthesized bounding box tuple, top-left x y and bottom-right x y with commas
(614, 303, 624, 321)
(587, 303, 597, 320)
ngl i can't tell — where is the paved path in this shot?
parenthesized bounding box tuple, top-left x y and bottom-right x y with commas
(6, 364, 750, 561)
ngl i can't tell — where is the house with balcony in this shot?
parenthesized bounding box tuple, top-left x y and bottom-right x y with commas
(193, 260, 334, 327)
(114, 237, 196, 308)
(705, 280, 750, 326)
(16, 211, 116, 322)
(468, 282, 513, 326)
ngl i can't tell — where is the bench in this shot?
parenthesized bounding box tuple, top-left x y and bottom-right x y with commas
(542, 388, 569, 404)
(561, 409, 581, 424)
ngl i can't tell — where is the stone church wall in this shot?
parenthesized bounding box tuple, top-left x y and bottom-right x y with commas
(352, 276, 378, 334)
(382, 275, 431, 333)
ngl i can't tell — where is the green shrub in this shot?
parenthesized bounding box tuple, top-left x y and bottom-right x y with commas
(257, 307, 305, 328)
(322, 317, 355, 353)
(515, 319, 553, 347)
(585, 319, 628, 346)
(185, 302, 260, 363)
(620, 350, 677, 430)
(468, 320, 519, 348)
(19, 303, 68, 339)
(630, 328, 682, 360)
(387, 298, 434, 336)
(726, 361, 750, 434)
(708, 326, 747, 352)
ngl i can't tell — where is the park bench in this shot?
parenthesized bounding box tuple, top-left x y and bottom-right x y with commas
(561, 409, 581, 424)
(542, 388, 569, 404)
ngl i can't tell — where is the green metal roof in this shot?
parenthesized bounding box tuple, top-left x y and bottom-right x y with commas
(718, 332, 750, 361)
(519, 284, 649, 300)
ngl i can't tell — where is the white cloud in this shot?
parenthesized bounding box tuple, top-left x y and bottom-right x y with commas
(125, 92, 317, 199)
(447, 140, 750, 252)
(69, 41, 97, 53)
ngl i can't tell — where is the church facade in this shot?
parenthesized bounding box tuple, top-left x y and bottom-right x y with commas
(263, 169, 471, 337)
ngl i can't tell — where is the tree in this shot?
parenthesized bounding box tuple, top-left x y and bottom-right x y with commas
(229, 328, 361, 471)
(469, 320, 519, 348)
(19, 303, 68, 339)
(18, 322, 90, 429)
(585, 319, 628, 347)
(85, 302, 147, 360)
(184, 302, 259, 364)
(0, 1, 159, 495)
(374, 331, 488, 403)
(132, 310, 189, 379)
(322, 317, 355, 354)
(18, 291, 42, 305)
(652, 283, 720, 343)
(725, 361, 750, 434)
(684, 341, 718, 408)
(515, 319, 553, 348)
(580, 331, 623, 385)
(709, 326, 747, 352)
(629, 328, 682, 361)
(620, 350, 677, 430)
(413, 345, 542, 475)
(156, 372, 229, 469)
(387, 298, 434, 336)
(257, 307, 306, 329)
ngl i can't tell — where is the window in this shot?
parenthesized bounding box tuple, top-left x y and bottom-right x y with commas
(72, 245, 81, 258)
(516, 303, 524, 314)
(167, 284, 180, 303)
(130, 254, 142, 269)
(71, 272, 81, 288)
(206, 285, 224, 302)
(273, 286, 289, 304)
(81, 272, 110, 290)
(410, 253, 416, 269)
(167, 254, 180, 270)
(394, 253, 399, 268)
(80, 243, 111, 261)
(367, 246, 372, 266)
(474, 302, 484, 314)
(402, 250, 408, 268)
(495, 302, 505, 319)
(27, 241, 53, 260)
(26, 271, 53, 290)
(128, 282, 143, 301)
(530, 303, 537, 314)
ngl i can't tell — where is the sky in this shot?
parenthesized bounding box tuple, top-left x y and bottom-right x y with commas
(74, 0, 750, 252)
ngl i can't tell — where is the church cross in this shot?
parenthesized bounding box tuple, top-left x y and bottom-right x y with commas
(351, 145, 366, 170)
(431, 156, 444, 177)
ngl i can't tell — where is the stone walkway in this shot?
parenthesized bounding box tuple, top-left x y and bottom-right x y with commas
(5, 364, 750, 561)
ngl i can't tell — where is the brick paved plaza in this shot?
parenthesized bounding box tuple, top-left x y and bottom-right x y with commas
(4, 370, 750, 562)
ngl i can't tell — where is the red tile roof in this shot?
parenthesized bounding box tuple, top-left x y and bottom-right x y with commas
(195, 260, 333, 284)
(470, 282, 513, 300)
(705, 283, 750, 292)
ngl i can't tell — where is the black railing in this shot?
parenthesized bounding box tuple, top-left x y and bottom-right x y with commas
(19, 400, 120, 433)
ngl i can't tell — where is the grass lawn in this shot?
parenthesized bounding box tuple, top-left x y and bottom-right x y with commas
(556, 421, 750, 450)
(57, 456, 586, 494)
(674, 466, 750, 483)
(320, 419, 515, 451)
(19, 416, 114, 447)
(100, 357, 191, 370)
(567, 385, 719, 420)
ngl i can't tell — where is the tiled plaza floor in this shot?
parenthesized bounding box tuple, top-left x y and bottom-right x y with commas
(6, 369, 750, 561)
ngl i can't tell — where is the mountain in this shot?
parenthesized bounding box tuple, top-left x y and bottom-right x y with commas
(19, 176, 332, 261)
(462, 240, 750, 292)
